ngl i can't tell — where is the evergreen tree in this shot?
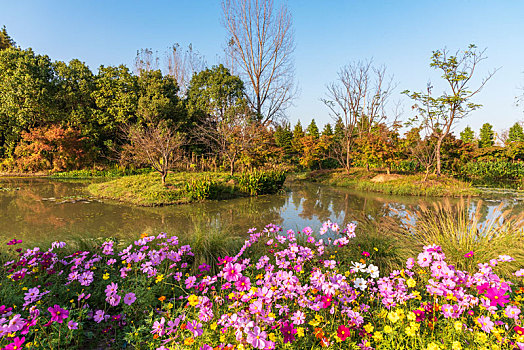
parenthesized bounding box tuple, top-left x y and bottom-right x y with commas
(333, 117, 345, 143)
(507, 122, 524, 143)
(459, 126, 475, 144)
(306, 119, 319, 139)
(478, 123, 495, 148)
(292, 120, 305, 154)
(274, 123, 293, 156)
(0, 26, 15, 50)
(322, 123, 333, 136)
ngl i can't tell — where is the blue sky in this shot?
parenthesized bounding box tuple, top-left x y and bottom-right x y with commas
(1, 0, 523, 136)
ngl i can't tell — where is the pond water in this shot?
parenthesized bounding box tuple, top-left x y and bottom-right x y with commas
(0, 177, 522, 247)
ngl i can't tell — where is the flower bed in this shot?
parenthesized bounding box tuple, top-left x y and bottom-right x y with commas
(1, 223, 523, 349)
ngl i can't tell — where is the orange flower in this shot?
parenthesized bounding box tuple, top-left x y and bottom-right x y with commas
(184, 337, 194, 346)
(320, 337, 330, 347)
(314, 327, 324, 339)
(153, 334, 159, 339)
(140, 233, 148, 238)
(181, 323, 187, 330)
(158, 296, 166, 302)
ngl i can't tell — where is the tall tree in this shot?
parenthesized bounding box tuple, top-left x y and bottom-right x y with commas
(306, 119, 319, 139)
(0, 26, 15, 50)
(507, 122, 524, 144)
(459, 126, 475, 144)
(478, 123, 495, 148)
(403, 44, 496, 175)
(166, 43, 206, 96)
(0, 48, 58, 157)
(323, 60, 395, 173)
(222, 0, 295, 124)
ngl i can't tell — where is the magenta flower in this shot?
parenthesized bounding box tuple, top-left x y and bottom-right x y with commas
(4, 336, 25, 350)
(362, 251, 370, 257)
(223, 262, 242, 282)
(485, 287, 509, 308)
(280, 320, 297, 344)
(187, 320, 203, 337)
(123, 292, 136, 305)
(321, 294, 333, 309)
(6, 239, 22, 246)
(247, 326, 267, 349)
(48, 305, 69, 324)
(464, 251, 474, 258)
(235, 276, 251, 292)
(477, 315, 494, 333)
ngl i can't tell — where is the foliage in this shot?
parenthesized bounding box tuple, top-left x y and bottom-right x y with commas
(236, 170, 287, 196)
(1, 222, 523, 349)
(460, 160, 524, 180)
(508, 122, 524, 144)
(460, 126, 475, 144)
(478, 123, 495, 148)
(50, 167, 153, 178)
(0, 26, 15, 50)
(14, 125, 89, 172)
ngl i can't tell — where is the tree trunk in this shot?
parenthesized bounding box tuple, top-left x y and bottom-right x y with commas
(161, 172, 167, 186)
(423, 167, 430, 182)
(230, 158, 235, 176)
(435, 137, 443, 176)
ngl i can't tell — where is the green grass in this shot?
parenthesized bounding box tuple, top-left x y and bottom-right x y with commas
(49, 167, 153, 179)
(87, 170, 286, 206)
(304, 168, 480, 197)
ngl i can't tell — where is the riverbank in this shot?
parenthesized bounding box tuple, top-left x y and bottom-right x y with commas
(87, 170, 286, 206)
(298, 168, 480, 197)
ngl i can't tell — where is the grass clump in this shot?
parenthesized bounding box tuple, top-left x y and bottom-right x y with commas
(50, 167, 153, 178)
(305, 168, 480, 197)
(87, 170, 287, 206)
(398, 199, 524, 279)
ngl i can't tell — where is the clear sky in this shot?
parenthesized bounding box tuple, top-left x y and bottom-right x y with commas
(1, 0, 523, 136)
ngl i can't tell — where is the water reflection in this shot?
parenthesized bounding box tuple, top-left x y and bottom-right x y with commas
(0, 177, 522, 246)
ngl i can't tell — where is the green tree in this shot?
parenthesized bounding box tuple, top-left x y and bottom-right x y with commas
(322, 123, 333, 137)
(273, 122, 293, 159)
(91, 65, 139, 151)
(0, 48, 58, 157)
(403, 44, 495, 175)
(507, 122, 524, 143)
(137, 70, 182, 126)
(306, 119, 320, 139)
(478, 123, 495, 148)
(0, 26, 15, 50)
(292, 120, 305, 155)
(460, 126, 475, 144)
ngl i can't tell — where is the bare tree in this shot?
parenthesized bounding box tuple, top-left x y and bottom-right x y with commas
(134, 48, 160, 75)
(323, 60, 395, 173)
(121, 119, 184, 185)
(222, 0, 295, 125)
(165, 43, 206, 96)
(195, 104, 259, 175)
(404, 45, 497, 176)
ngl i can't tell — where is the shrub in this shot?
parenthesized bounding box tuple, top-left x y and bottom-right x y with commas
(236, 170, 286, 195)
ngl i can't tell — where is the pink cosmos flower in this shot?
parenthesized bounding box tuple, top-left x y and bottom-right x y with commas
(291, 310, 305, 325)
(477, 315, 494, 333)
(464, 251, 474, 258)
(441, 304, 454, 318)
(485, 288, 509, 308)
(223, 262, 242, 282)
(234, 276, 251, 292)
(124, 292, 136, 305)
(504, 305, 521, 320)
(247, 326, 267, 349)
(4, 336, 25, 350)
(417, 252, 432, 267)
(93, 310, 105, 323)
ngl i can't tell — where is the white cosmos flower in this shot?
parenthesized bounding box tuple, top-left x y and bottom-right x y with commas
(367, 264, 380, 279)
(354, 278, 367, 291)
(351, 262, 366, 272)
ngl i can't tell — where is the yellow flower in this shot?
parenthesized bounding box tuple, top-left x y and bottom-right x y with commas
(268, 312, 276, 320)
(405, 326, 416, 337)
(384, 325, 393, 334)
(407, 278, 416, 288)
(454, 321, 463, 332)
(407, 311, 416, 321)
(373, 331, 383, 341)
(378, 309, 388, 319)
(155, 274, 164, 283)
(102, 273, 110, 280)
(269, 333, 276, 342)
(451, 341, 462, 350)
(166, 303, 173, 310)
(364, 323, 374, 333)
(412, 291, 422, 300)
(220, 335, 225, 342)
(297, 327, 304, 337)
(184, 337, 194, 346)
(187, 294, 199, 306)
(237, 345, 245, 350)
(388, 311, 400, 323)
(210, 322, 217, 330)
(476, 332, 487, 343)
(426, 342, 440, 350)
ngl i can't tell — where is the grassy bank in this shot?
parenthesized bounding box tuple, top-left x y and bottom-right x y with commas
(87, 170, 286, 206)
(302, 168, 480, 196)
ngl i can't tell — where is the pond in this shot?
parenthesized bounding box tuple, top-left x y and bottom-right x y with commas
(0, 177, 522, 247)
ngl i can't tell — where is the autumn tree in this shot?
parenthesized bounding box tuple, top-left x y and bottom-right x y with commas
(403, 44, 496, 176)
(222, 0, 295, 124)
(121, 119, 184, 185)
